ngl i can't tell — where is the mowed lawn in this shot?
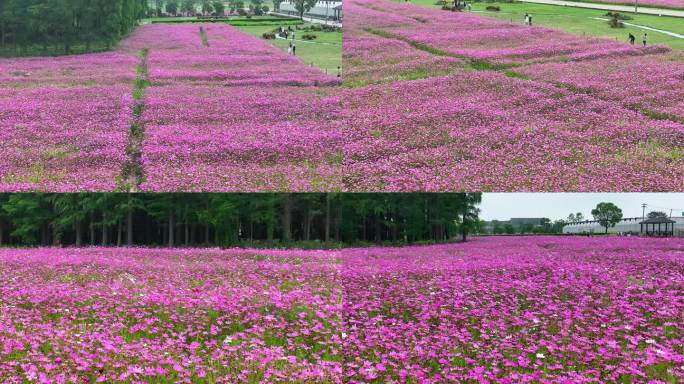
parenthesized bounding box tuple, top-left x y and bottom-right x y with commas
(235, 24, 342, 75)
(399, 0, 684, 50)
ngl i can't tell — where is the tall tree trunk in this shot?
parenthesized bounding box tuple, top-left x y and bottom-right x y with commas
(75, 221, 82, 246)
(0, 221, 3, 246)
(303, 208, 311, 241)
(267, 221, 274, 243)
(374, 214, 382, 244)
(282, 194, 293, 242)
(335, 204, 342, 242)
(205, 224, 210, 245)
(145, 214, 151, 244)
(127, 203, 133, 246)
(90, 212, 96, 245)
(184, 219, 189, 246)
(41, 224, 49, 246)
(325, 196, 331, 242)
(168, 210, 175, 247)
(117, 220, 122, 246)
(102, 213, 108, 246)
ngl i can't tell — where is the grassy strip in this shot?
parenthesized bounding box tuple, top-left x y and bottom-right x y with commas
(119, 48, 150, 192)
(362, 27, 520, 71)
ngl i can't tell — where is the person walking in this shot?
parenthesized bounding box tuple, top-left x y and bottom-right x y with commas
(628, 33, 635, 45)
(524, 13, 529, 25)
(292, 44, 296, 56)
(288, 42, 293, 55)
(528, 14, 532, 26)
(337, 66, 341, 78)
(642, 33, 647, 46)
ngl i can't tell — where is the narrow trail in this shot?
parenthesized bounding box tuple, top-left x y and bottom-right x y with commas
(517, 0, 684, 17)
(590, 16, 684, 38)
(119, 48, 150, 192)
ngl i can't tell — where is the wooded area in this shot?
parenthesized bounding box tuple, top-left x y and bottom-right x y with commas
(0, 0, 147, 55)
(0, 193, 482, 247)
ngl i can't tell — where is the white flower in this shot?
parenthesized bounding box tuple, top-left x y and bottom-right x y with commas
(536, 353, 545, 359)
(341, 332, 347, 339)
(223, 336, 233, 344)
(645, 339, 656, 344)
(532, 318, 540, 324)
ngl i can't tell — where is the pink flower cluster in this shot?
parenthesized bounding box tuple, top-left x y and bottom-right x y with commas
(342, 72, 684, 191)
(347, 0, 669, 66)
(129, 25, 343, 191)
(518, 52, 684, 122)
(1, 237, 682, 383)
(342, 0, 684, 191)
(0, 53, 137, 191)
(0, 23, 340, 192)
(340, 236, 684, 383)
(0, 248, 344, 383)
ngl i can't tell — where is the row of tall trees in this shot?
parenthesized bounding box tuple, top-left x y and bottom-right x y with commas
(0, 0, 147, 55)
(487, 218, 566, 235)
(0, 193, 482, 247)
(149, 1, 283, 16)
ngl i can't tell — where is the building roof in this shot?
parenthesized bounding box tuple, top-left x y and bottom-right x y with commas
(640, 217, 676, 224)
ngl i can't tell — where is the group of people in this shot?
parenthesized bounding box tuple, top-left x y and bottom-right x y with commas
(524, 13, 533, 26)
(628, 32, 648, 46)
(277, 26, 298, 56)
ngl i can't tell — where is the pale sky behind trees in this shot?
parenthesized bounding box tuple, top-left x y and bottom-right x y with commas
(480, 193, 684, 221)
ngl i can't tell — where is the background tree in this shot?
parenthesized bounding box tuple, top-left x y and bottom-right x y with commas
(212, 1, 225, 15)
(292, 0, 316, 19)
(455, 193, 482, 242)
(591, 202, 623, 233)
(181, 0, 197, 14)
(647, 211, 668, 219)
(166, 0, 179, 14)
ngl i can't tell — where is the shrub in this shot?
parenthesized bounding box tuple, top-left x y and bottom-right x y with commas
(609, 13, 625, 28)
(262, 32, 276, 39)
(485, 5, 501, 11)
(302, 33, 317, 40)
(605, 11, 633, 20)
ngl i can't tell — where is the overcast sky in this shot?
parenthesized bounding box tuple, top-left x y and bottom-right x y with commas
(480, 193, 684, 221)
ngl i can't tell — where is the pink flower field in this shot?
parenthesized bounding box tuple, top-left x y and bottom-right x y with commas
(0, 237, 682, 383)
(0, 23, 341, 192)
(342, 0, 684, 191)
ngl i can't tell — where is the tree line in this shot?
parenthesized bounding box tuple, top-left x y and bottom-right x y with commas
(0, 0, 147, 55)
(0, 193, 482, 248)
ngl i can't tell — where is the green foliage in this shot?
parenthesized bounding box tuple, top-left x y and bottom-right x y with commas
(0, 193, 481, 247)
(0, 0, 147, 57)
(592, 202, 623, 233)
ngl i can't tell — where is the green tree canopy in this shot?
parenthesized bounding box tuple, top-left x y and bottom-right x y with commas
(592, 202, 623, 233)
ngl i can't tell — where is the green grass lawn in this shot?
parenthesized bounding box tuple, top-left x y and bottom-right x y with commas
(235, 24, 342, 75)
(397, 0, 684, 50)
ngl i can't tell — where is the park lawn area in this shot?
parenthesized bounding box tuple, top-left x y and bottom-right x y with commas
(397, 0, 684, 50)
(234, 24, 342, 75)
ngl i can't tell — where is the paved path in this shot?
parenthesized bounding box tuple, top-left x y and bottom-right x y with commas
(591, 16, 684, 37)
(518, 0, 684, 17)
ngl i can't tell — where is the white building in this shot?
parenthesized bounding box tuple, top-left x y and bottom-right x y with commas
(277, 1, 342, 21)
(562, 216, 684, 236)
